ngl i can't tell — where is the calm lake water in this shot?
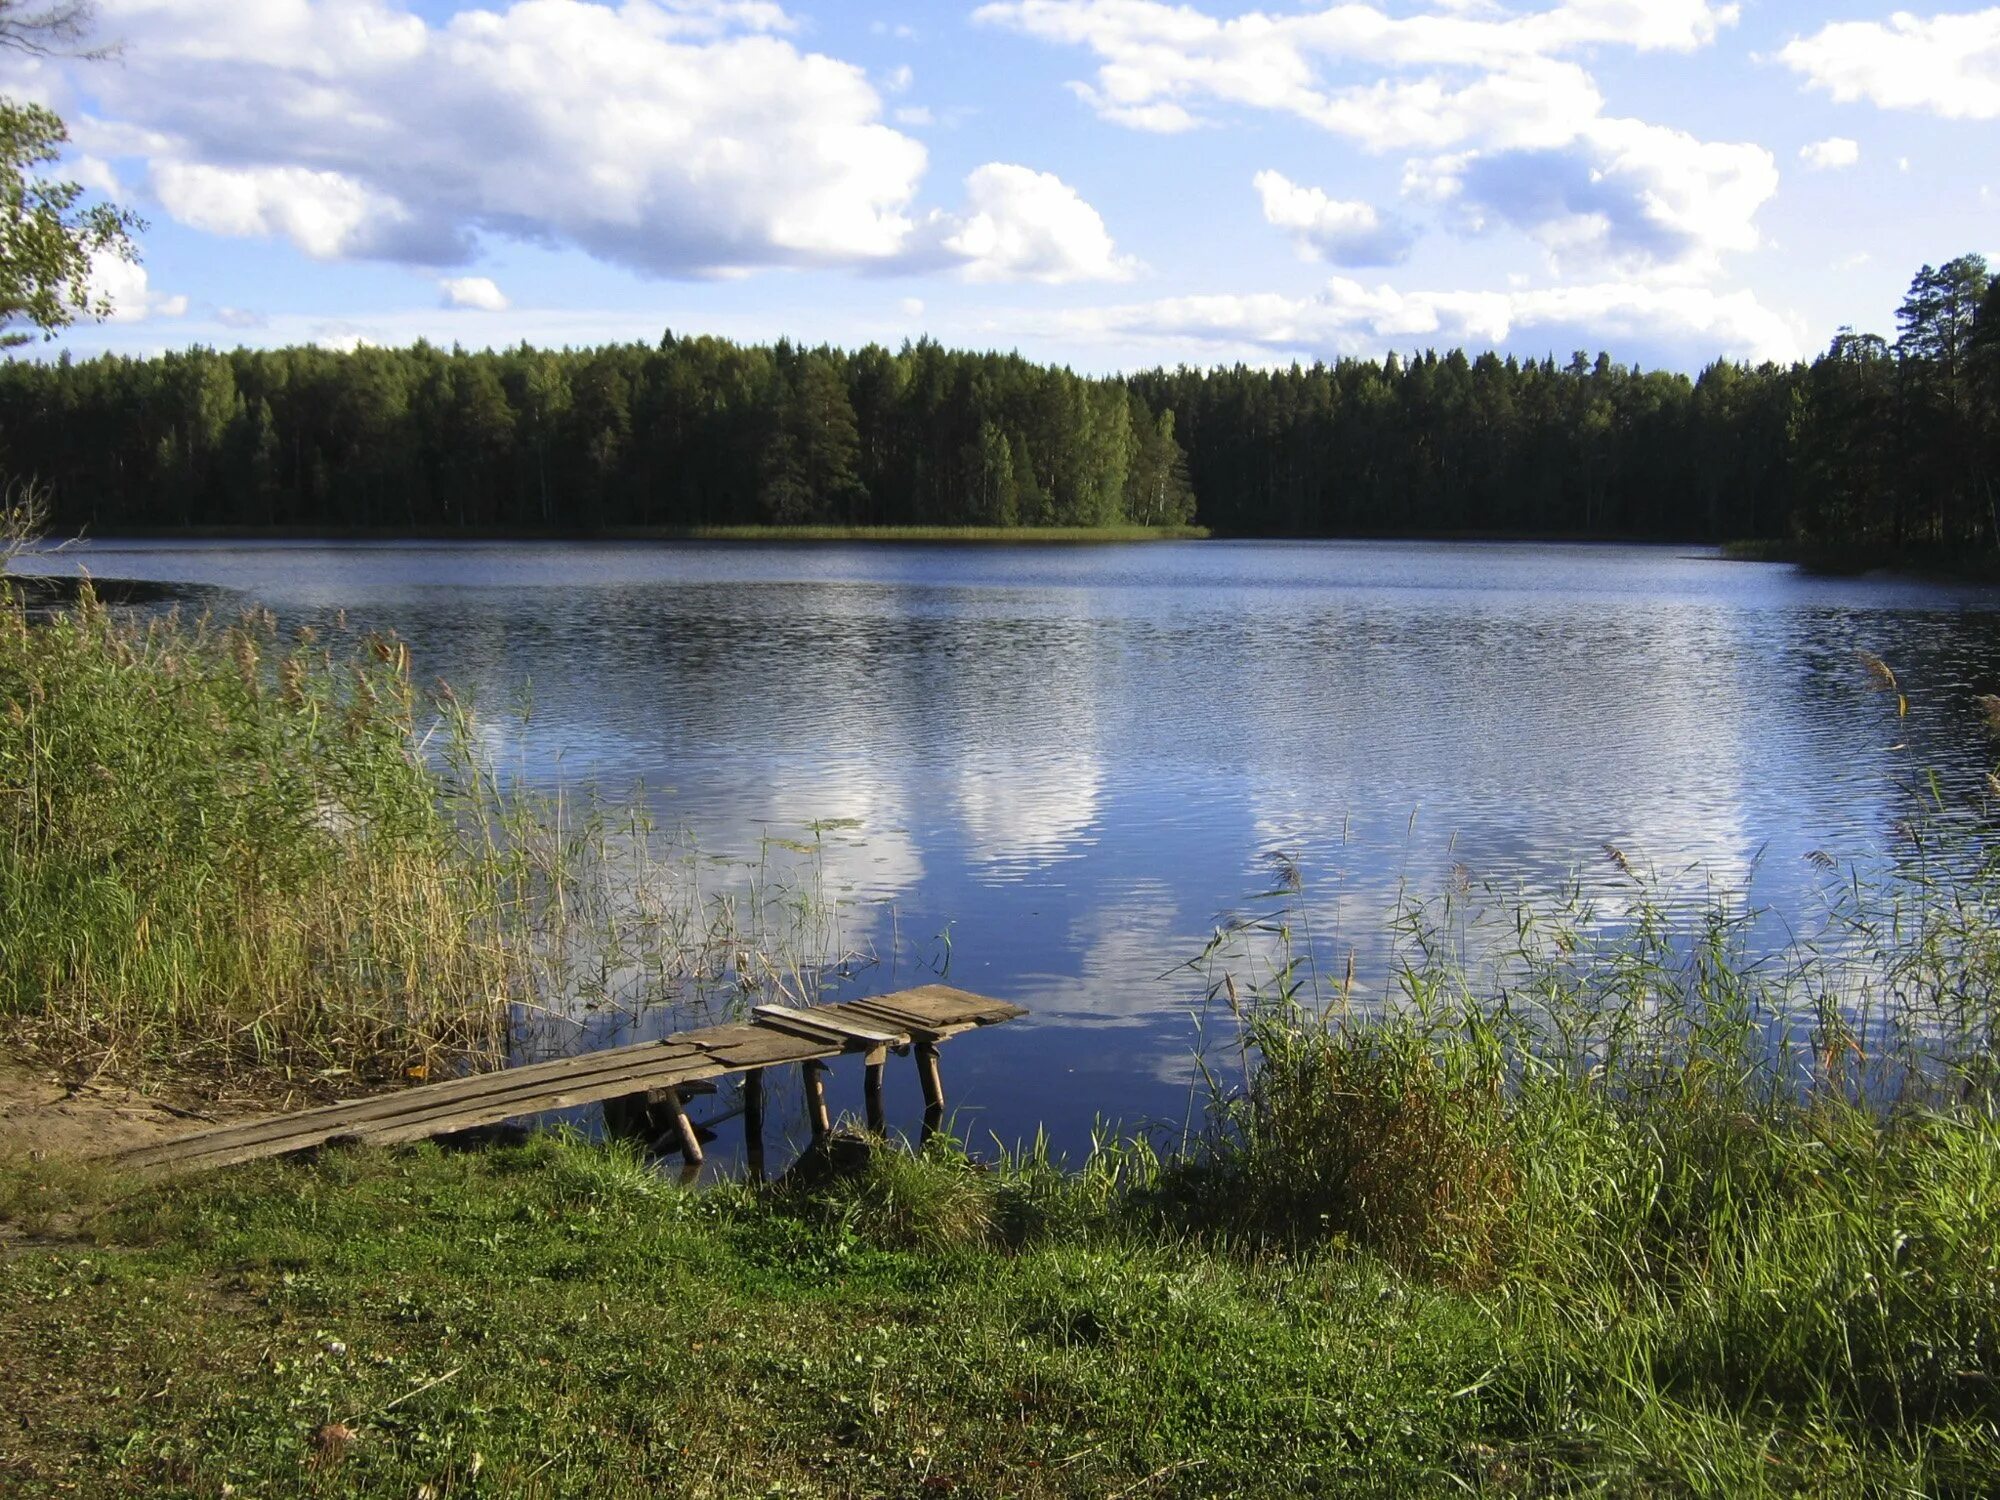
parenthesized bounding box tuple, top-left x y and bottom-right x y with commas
(22, 538, 2000, 1161)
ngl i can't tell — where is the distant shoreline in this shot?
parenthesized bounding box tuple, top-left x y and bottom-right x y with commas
(22, 524, 1734, 549)
(1720, 538, 2000, 582)
(29, 523, 1212, 546)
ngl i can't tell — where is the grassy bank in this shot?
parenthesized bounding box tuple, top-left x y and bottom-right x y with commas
(4, 1062, 1994, 1497)
(7, 860, 2000, 1494)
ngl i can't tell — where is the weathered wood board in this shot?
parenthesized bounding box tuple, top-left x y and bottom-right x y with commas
(114, 986, 1026, 1176)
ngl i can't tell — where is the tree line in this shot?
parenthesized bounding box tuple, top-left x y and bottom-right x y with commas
(0, 253, 1994, 547)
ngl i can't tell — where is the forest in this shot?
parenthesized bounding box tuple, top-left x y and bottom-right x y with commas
(0, 253, 1994, 550)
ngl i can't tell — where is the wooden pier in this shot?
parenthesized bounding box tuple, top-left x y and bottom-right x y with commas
(113, 985, 1026, 1176)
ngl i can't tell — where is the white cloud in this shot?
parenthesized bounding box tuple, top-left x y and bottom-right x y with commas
(57, 1, 1131, 287)
(88, 252, 188, 323)
(70, 155, 123, 198)
(1254, 170, 1411, 265)
(976, 0, 1767, 280)
(1781, 9, 2000, 120)
(1048, 274, 1801, 367)
(900, 296, 925, 318)
(976, 0, 1736, 146)
(1413, 118, 1776, 278)
(68, 0, 939, 277)
(152, 162, 417, 261)
(1799, 137, 1861, 171)
(943, 163, 1137, 283)
(438, 275, 510, 312)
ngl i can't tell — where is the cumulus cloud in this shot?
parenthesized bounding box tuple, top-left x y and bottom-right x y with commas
(975, 0, 1737, 146)
(943, 163, 1137, 283)
(438, 275, 510, 312)
(57, 0, 1129, 285)
(1781, 9, 2000, 120)
(977, 0, 1771, 279)
(1254, 170, 1411, 265)
(1047, 274, 1800, 367)
(153, 162, 428, 261)
(1799, 137, 1860, 171)
(1420, 119, 1776, 278)
(88, 252, 188, 323)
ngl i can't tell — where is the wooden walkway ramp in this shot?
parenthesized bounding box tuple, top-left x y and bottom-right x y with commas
(115, 985, 1026, 1176)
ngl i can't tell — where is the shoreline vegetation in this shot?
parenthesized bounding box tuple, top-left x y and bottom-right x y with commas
(16, 521, 1212, 546)
(1720, 537, 2000, 581)
(0, 581, 855, 1103)
(2, 254, 1996, 564)
(4, 582, 2000, 1493)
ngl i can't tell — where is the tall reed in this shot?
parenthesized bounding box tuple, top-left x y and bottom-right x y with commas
(1152, 831, 2000, 1480)
(0, 587, 857, 1093)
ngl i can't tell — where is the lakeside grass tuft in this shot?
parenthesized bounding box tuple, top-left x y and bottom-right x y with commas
(0, 588, 516, 1087)
(0, 587, 858, 1096)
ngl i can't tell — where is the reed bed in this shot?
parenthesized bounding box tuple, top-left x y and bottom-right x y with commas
(1090, 829, 2000, 1485)
(0, 585, 858, 1095)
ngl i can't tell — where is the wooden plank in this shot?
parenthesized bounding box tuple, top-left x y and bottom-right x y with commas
(861, 985, 1027, 1027)
(833, 1000, 969, 1040)
(116, 986, 1024, 1175)
(115, 1040, 715, 1167)
(694, 1032, 835, 1069)
(116, 1048, 721, 1169)
(753, 1004, 906, 1047)
(751, 1011, 870, 1050)
(122, 1056, 733, 1172)
(309, 1062, 735, 1157)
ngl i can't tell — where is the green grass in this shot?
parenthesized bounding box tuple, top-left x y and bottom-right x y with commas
(4, 1102, 1993, 1498)
(0, 587, 857, 1096)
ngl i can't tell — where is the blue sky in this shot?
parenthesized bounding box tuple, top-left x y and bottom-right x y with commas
(6, 0, 1997, 372)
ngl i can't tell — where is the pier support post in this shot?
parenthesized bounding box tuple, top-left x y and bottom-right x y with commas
(664, 1085, 703, 1167)
(743, 1068, 766, 1182)
(916, 1040, 944, 1142)
(863, 1045, 888, 1136)
(803, 1060, 832, 1142)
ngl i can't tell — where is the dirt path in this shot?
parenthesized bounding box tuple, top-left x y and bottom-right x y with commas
(0, 1056, 248, 1159)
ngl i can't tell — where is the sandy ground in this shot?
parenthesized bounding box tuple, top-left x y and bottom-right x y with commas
(0, 1055, 240, 1159)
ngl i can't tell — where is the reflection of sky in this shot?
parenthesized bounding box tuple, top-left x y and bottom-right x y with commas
(24, 538, 2000, 1156)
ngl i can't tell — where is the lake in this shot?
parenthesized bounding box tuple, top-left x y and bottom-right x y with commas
(20, 537, 2000, 1161)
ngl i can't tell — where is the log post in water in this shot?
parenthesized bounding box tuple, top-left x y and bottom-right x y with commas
(664, 1085, 703, 1167)
(743, 1067, 766, 1180)
(916, 1040, 944, 1141)
(803, 1060, 831, 1141)
(863, 1045, 888, 1135)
